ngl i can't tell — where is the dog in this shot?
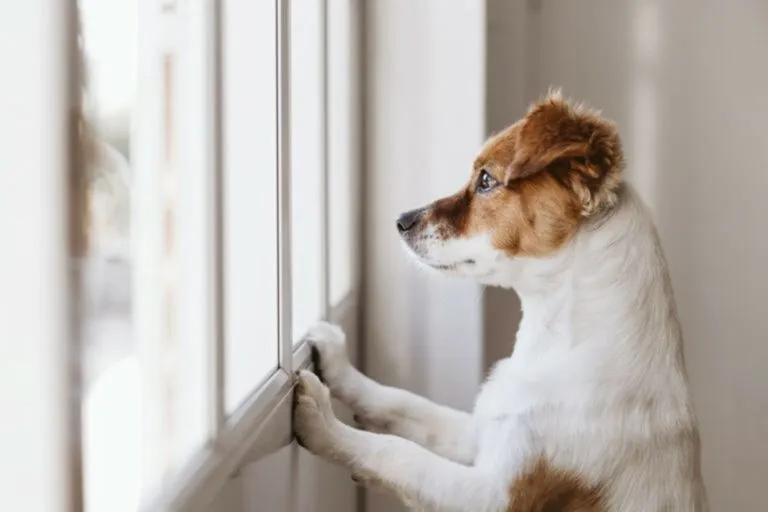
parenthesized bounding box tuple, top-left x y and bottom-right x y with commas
(293, 91, 708, 511)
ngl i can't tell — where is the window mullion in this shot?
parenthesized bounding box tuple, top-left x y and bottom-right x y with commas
(207, 0, 226, 440)
(277, 0, 294, 372)
(320, 0, 331, 320)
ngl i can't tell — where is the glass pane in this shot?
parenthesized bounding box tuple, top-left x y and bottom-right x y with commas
(222, 0, 279, 413)
(290, 0, 325, 341)
(78, 1, 141, 508)
(327, 0, 356, 305)
(78, 0, 208, 508)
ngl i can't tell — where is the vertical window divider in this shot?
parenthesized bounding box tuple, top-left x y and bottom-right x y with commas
(208, 0, 226, 439)
(66, 0, 84, 507)
(277, 0, 294, 373)
(320, 0, 331, 320)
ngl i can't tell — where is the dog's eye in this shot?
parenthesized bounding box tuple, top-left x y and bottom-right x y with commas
(476, 170, 499, 193)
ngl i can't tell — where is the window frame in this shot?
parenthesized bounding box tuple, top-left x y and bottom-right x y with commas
(140, 0, 360, 509)
(6, 0, 360, 508)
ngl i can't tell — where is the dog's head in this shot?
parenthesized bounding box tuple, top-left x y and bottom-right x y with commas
(398, 91, 624, 285)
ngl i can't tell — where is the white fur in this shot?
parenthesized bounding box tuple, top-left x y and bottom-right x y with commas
(293, 185, 709, 511)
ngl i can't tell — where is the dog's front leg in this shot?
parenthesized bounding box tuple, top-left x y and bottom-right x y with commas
(293, 371, 505, 512)
(305, 323, 476, 465)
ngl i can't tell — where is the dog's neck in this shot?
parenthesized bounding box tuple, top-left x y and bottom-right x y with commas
(507, 186, 686, 380)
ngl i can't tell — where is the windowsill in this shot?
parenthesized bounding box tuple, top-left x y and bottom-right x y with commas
(147, 289, 357, 512)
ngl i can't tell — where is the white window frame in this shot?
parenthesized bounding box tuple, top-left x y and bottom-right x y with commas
(94, 0, 360, 510)
(145, 0, 361, 509)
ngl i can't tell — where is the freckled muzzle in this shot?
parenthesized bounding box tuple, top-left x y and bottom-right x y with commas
(396, 191, 468, 246)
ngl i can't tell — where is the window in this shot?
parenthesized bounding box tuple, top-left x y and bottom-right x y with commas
(80, 0, 212, 507)
(290, 0, 326, 343)
(327, 0, 360, 306)
(289, 0, 360, 340)
(221, 0, 280, 413)
(0, 0, 358, 509)
(79, 0, 144, 508)
(71, 0, 360, 511)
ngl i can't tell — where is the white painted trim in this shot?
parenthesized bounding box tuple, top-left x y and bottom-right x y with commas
(156, 369, 292, 512)
(319, 0, 331, 320)
(207, 0, 227, 439)
(146, 291, 358, 511)
(0, 0, 76, 510)
(277, 0, 294, 373)
(292, 339, 314, 373)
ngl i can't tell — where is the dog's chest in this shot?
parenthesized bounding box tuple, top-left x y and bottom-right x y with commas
(474, 350, 586, 419)
(471, 351, 598, 466)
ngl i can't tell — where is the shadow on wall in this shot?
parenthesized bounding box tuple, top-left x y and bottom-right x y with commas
(481, 0, 529, 372)
(486, 0, 768, 510)
(364, 2, 487, 511)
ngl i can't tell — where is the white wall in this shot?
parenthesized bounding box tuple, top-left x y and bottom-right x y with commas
(488, 0, 768, 509)
(363, 1, 487, 511)
(481, 0, 530, 369)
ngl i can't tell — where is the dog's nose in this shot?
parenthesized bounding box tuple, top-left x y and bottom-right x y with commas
(396, 208, 423, 233)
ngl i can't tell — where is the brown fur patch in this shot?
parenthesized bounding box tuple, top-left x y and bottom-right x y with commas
(426, 91, 624, 257)
(507, 458, 605, 512)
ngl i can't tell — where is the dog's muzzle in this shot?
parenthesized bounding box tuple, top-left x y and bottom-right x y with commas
(396, 207, 425, 234)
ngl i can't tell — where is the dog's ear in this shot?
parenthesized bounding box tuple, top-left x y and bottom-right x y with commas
(506, 90, 624, 217)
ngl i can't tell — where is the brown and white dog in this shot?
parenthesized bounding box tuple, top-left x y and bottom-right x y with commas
(293, 91, 709, 511)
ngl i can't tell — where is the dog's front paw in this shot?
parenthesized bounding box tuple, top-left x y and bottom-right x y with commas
(293, 370, 343, 456)
(305, 321, 351, 389)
